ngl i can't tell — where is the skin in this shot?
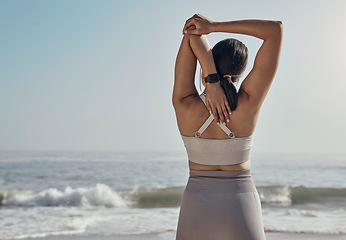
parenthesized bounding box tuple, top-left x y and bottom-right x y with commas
(173, 14, 283, 171)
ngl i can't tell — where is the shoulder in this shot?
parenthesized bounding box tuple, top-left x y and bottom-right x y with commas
(173, 94, 209, 132)
(236, 89, 261, 116)
(173, 93, 202, 113)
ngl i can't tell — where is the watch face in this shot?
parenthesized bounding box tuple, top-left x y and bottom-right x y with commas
(205, 73, 220, 83)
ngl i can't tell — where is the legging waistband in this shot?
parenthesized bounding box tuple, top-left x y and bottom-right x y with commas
(189, 169, 251, 178)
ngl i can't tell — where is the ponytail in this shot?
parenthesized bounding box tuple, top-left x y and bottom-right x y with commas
(219, 75, 238, 111)
(211, 38, 248, 111)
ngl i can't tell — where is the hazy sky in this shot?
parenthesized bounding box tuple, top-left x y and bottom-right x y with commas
(1, 0, 346, 155)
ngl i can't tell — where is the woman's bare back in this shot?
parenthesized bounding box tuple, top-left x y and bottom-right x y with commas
(177, 89, 260, 171)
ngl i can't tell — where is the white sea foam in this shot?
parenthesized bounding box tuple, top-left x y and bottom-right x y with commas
(2, 183, 127, 207)
(262, 207, 346, 234)
(1, 203, 345, 240)
(258, 184, 292, 205)
(0, 205, 180, 239)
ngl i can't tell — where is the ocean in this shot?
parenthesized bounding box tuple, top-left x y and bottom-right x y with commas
(0, 150, 345, 239)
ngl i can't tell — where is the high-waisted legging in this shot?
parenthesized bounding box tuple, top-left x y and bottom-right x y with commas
(176, 169, 266, 240)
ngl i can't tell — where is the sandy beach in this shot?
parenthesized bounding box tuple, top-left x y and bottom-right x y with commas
(18, 231, 346, 240)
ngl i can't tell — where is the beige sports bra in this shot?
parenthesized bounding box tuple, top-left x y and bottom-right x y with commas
(181, 93, 254, 165)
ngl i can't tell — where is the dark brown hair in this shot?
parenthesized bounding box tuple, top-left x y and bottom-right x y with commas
(211, 38, 248, 111)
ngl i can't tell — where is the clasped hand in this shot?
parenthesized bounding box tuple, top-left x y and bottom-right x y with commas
(204, 82, 232, 126)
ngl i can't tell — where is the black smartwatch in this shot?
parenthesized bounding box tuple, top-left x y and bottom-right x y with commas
(204, 73, 220, 83)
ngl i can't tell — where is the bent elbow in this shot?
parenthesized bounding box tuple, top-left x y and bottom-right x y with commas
(276, 21, 284, 32)
(270, 21, 283, 38)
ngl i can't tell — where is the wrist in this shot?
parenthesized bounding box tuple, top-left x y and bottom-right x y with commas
(206, 81, 221, 87)
(209, 21, 221, 33)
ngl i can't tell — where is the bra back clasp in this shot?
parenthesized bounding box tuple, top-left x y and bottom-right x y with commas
(228, 132, 236, 138)
(195, 131, 201, 138)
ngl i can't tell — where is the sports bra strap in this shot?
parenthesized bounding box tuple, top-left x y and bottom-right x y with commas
(196, 93, 236, 138)
(195, 114, 214, 137)
(218, 122, 236, 138)
(200, 93, 207, 105)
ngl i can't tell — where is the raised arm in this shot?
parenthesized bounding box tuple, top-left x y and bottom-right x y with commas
(173, 28, 232, 125)
(184, 16, 283, 112)
(172, 34, 198, 107)
(210, 20, 283, 110)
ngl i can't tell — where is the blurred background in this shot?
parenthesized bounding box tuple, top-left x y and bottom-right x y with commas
(1, 0, 346, 154)
(0, 0, 345, 239)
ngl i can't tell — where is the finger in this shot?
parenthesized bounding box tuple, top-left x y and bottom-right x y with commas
(185, 28, 199, 35)
(184, 22, 200, 35)
(224, 100, 232, 116)
(206, 101, 212, 115)
(217, 107, 226, 125)
(185, 14, 200, 23)
(185, 17, 194, 23)
(222, 105, 230, 123)
(211, 105, 219, 123)
(184, 20, 195, 31)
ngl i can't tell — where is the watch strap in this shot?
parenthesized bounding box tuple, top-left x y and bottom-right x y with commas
(204, 73, 220, 83)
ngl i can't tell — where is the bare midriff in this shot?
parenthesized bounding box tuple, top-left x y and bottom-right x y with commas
(189, 159, 251, 171)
